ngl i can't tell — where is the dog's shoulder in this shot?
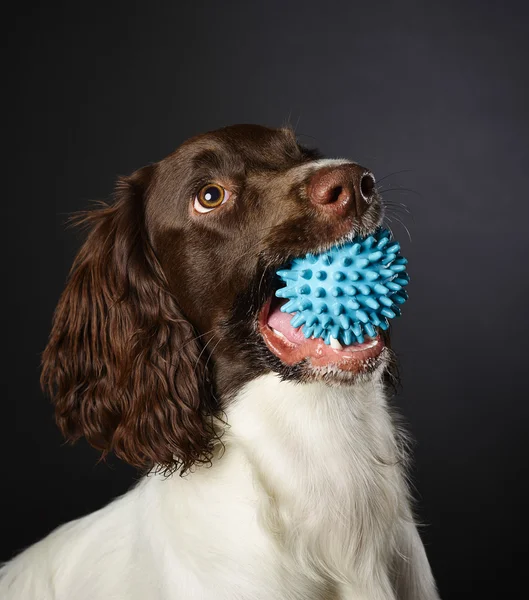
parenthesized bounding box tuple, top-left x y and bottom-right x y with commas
(0, 483, 145, 600)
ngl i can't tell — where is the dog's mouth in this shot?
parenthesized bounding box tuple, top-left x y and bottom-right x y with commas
(258, 294, 385, 373)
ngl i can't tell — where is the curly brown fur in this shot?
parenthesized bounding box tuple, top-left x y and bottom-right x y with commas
(41, 166, 218, 475)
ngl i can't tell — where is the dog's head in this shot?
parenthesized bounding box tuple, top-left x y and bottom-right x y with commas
(42, 124, 394, 474)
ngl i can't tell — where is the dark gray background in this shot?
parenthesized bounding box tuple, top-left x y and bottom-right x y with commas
(5, 1, 528, 598)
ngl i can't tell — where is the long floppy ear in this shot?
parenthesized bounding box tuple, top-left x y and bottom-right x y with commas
(41, 166, 217, 475)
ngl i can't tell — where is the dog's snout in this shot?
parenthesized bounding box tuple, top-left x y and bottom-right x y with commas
(307, 164, 376, 217)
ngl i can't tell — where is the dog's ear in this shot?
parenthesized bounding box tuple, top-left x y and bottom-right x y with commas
(41, 165, 217, 474)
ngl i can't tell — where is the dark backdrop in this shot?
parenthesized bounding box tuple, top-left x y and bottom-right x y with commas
(5, 1, 528, 598)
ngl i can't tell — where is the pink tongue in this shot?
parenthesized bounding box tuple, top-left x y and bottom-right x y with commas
(267, 302, 307, 344)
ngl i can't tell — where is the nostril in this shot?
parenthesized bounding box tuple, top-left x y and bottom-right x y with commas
(360, 173, 375, 201)
(308, 165, 373, 214)
(329, 185, 343, 204)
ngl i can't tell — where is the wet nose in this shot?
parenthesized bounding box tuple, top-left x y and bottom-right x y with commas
(307, 164, 376, 217)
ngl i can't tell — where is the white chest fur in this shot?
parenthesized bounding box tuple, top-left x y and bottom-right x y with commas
(1, 373, 413, 600)
(225, 373, 408, 597)
(140, 373, 409, 599)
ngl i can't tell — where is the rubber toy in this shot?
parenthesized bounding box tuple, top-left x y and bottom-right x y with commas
(275, 229, 409, 345)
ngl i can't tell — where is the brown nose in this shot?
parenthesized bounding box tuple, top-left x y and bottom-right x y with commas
(307, 164, 376, 217)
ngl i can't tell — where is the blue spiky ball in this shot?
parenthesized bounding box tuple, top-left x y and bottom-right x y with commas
(275, 229, 409, 346)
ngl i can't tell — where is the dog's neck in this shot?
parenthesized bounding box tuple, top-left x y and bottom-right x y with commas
(224, 372, 408, 589)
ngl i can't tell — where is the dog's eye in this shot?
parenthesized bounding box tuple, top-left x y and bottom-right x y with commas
(194, 184, 231, 213)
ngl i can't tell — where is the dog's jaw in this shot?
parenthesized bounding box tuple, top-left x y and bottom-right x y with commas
(257, 295, 387, 377)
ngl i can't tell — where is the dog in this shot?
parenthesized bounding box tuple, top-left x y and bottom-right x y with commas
(0, 125, 440, 599)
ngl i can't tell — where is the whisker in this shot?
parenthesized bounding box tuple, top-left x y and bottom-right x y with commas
(383, 212, 414, 235)
(180, 328, 216, 350)
(202, 337, 223, 376)
(384, 214, 412, 242)
(374, 169, 414, 185)
(257, 256, 275, 307)
(193, 332, 218, 373)
(296, 132, 320, 145)
(383, 217, 395, 240)
(378, 187, 423, 199)
(381, 202, 412, 217)
(294, 113, 302, 134)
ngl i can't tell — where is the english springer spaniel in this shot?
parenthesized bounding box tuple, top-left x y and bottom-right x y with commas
(1, 125, 440, 599)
